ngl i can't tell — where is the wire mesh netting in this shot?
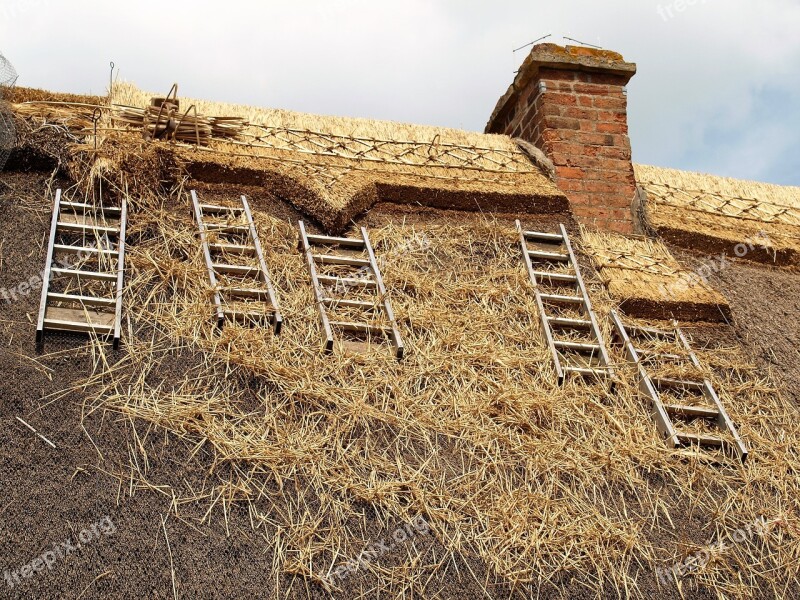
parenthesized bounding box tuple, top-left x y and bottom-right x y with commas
(0, 51, 18, 171)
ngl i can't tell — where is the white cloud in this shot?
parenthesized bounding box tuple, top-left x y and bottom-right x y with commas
(1, 0, 798, 184)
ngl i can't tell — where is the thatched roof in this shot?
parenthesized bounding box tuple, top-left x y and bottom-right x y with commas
(635, 164, 800, 265)
(4, 84, 800, 598)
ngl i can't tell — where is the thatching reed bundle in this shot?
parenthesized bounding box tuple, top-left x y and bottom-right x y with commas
(580, 229, 731, 321)
(110, 104, 244, 145)
(12, 101, 99, 131)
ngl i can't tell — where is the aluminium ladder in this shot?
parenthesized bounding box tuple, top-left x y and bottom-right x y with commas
(191, 191, 282, 332)
(610, 310, 748, 462)
(516, 221, 613, 385)
(298, 221, 403, 359)
(36, 189, 127, 348)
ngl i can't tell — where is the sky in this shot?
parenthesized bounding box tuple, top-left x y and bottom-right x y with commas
(2, 0, 799, 186)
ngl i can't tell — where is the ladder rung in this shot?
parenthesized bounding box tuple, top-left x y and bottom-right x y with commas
(636, 348, 687, 362)
(204, 224, 249, 234)
(323, 298, 379, 310)
(540, 293, 584, 305)
(56, 221, 119, 235)
(676, 432, 724, 448)
(306, 234, 365, 249)
(524, 231, 564, 243)
(652, 377, 705, 391)
(555, 340, 601, 353)
(563, 366, 610, 377)
(532, 271, 577, 283)
(42, 318, 114, 335)
(222, 308, 273, 320)
(53, 244, 119, 256)
(664, 404, 720, 419)
(222, 287, 271, 300)
(212, 263, 260, 277)
(317, 275, 377, 289)
(547, 317, 593, 329)
(50, 267, 117, 282)
(200, 203, 244, 215)
(329, 321, 389, 335)
(60, 201, 122, 215)
(528, 249, 570, 262)
(43, 306, 116, 335)
(47, 292, 116, 308)
(312, 254, 371, 267)
(209, 243, 256, 256)
(627, 325, 676, 340)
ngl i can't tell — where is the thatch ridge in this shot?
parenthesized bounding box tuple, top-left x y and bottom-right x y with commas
(104, 82, 567, 232)
(635, 164, 800, 265)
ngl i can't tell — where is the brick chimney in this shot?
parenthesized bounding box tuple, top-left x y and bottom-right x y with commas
(486, 44, 637, 234)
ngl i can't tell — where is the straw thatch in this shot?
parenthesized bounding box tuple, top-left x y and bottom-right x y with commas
(580, 229, 731, 322)
(635, 164, 800, 266)
(46, 172, 800, 597)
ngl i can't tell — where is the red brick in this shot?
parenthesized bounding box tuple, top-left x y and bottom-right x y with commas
(547, 81, 575, 93)
(541, 129, 568, 144)
(596, 122, 628, 134)
(537, 103, 562, 117)
(585, 72, 629, 86)
(545, 116, 582, 130)
(597, 146, 632, 160)
(572, 132, 620, 146)
(573, 83, 614, 95)
(590, 169, 634, 183)
(561, 107, 597, 120)
(557, 178, 585, 192)
(583, 180, 620, 194)
(597, 110, 627, 123)
(605, 220, 634, 234)
(540, 69, 579, 82)
(558, 166, 587, 179)
(570, 205, 598, 218)
(545, 93, 578, 106)
(547, 141, 586, 157)
(593, 96, 627, 110)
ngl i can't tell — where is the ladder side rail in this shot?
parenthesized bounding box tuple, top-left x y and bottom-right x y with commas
(112, 198, 128, 349)
(241, 196, 283, 334)
(560, 224, 614, 375)
(516, 220, 564, 383)
(298, 221, 334, 352)
(36, 189, 62, 344)
(610, 311, 678, 444)
(190, 190, 224, 327)
(361, 227, 404, 359)
(699, 381, 749, 461)
(674, 321, 748, 461)
(673, 321, 704, 371)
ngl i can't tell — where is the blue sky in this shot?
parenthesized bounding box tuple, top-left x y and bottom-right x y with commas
(2, 0, 799, 186)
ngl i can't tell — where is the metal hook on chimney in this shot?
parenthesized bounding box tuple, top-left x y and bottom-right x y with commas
(513, 34, 552, 53)
(562, 37, 603, 49)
